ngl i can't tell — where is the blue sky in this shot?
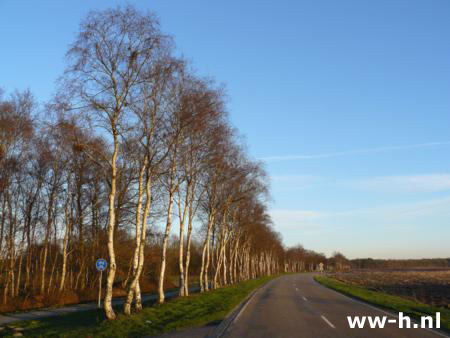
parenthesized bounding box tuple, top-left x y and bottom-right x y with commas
(1, 0, 450, 259)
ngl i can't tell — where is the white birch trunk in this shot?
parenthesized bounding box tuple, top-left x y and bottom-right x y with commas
(104, 132, 119, 320)
(59, 203, 72, 292)
(177, 180, 189, 297)
(158, 190, 174, 303)
(124, 159, 146, 315)
(134, 174, 153, 311)
(183, 203, 194, 296)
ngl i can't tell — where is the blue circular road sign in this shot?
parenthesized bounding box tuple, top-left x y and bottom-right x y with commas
(96, 258, 108, 271)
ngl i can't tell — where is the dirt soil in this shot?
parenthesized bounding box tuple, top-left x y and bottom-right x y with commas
(330, 269, 450, 309)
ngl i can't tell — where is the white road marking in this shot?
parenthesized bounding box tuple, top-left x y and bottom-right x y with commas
(321, 315, 335, 329)
(313, 277, 447, 337)
(295, 287, 299, 291)
(302, 296, 307, 301)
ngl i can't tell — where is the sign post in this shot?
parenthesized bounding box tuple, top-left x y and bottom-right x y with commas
(96, 258, 107, 308)
(319, 262, 324, 273)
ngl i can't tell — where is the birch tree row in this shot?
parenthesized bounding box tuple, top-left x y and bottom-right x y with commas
(0, 5, 323, 319)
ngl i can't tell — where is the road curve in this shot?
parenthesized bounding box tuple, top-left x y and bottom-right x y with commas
(222, 274, 447, 338)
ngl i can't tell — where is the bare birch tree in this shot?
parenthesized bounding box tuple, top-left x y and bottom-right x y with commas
(62, 5, 172, 319)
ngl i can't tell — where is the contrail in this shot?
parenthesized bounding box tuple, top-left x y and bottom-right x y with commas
(260, 141, 450, 161)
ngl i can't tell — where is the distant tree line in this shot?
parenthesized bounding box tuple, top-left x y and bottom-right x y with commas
(351, 258, 450, 270)
(284, 245, 327, 272)
(0, 6, 328, 318)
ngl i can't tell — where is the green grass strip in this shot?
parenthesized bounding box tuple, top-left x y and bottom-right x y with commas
(2, 276, 274, 337)
(314, 275, 450, 332)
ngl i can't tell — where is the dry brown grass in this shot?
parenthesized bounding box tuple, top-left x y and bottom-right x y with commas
(330, 269, 450, 309)
(0, 278, 177, 314)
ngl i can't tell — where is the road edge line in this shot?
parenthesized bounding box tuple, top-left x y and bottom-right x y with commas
(313, 276, 450, 338)
(207, 277, 277, 338)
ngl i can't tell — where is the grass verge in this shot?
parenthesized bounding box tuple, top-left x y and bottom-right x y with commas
(2, 276, 274, 337)
(314, 275, 450, 332)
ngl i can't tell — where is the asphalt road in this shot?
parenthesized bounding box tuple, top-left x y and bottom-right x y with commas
(0, 287, 200, 325)
(222, 274, 447, 338)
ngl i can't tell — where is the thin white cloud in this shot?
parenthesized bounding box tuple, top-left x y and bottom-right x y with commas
(270, 209, 324, 228)
(271, 174, 319, 182)
(271, 198, 450, 257)
(260, 141, 450, 161)
(271, 196, 450, 231)
(271, 175, 326, 191)
(349, 174, 450, 193)
(336, 196, 450, 221)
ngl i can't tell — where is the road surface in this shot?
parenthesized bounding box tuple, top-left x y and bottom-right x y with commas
(222, 274, 447, 338)
(0, 286, 199, 325)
